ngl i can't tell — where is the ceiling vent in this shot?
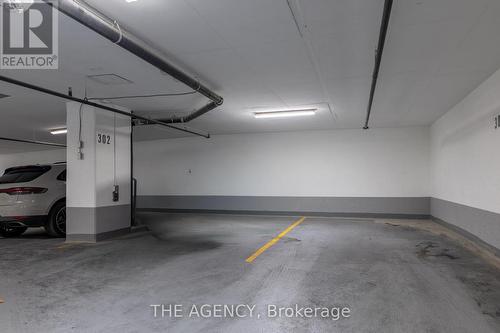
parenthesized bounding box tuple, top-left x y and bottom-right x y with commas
(0, 93, 10, 99)
(87, 74, 133, 85)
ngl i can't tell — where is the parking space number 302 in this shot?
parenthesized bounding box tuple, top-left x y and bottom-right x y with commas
(97, 133, 111, 144)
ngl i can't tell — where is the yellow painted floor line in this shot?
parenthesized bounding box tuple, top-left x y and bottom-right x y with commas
(245, 216, 306, 263)
(56, 242, 86, 250)
(56, 243, 74, 250)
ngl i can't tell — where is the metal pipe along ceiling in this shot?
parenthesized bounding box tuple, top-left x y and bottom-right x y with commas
(0, 137, 66, 148)
(47, 0, 223, 124)
(363, 0, 393, 130)
(0, 74, 210, 138)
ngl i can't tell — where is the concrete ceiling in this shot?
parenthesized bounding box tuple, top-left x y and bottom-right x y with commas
(1, 0, 500, 152)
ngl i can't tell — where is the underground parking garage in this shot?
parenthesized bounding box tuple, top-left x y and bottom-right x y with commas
(1, 0, 500, 332)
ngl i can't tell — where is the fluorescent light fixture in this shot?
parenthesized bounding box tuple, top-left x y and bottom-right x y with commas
(50, 128, 67, 135)
(125, 0, 138, 2)
(254, 109, 317, 119)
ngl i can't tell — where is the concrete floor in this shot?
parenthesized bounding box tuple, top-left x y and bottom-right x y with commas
(1, 213, 500, 333)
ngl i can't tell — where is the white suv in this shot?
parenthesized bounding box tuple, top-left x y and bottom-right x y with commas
(0, 162, 66, 237)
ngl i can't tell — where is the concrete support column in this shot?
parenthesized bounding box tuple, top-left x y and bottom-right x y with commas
(66, 102, 131, 242)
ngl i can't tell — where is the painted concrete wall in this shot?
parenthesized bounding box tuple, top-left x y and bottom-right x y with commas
(66, 103, 131, 209)
(66, 102, 131, 240)
(431, 68, 500, 249)
(0, 149, 66, 174)
(134, 127, 430, 197)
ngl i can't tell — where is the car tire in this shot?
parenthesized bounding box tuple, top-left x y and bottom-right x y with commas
(45, 201, 66, 237)
(0, 225, 27, 238)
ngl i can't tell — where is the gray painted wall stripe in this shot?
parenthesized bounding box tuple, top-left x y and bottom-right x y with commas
(137, 195, 500, 253)
(137, 196, 430, 215)
(67, 205, 131, 241)
(66, 227, 131, 242)
(137, 208, 430, 220)
(431, 217, 500, 258)
(431, 198, 500, 252)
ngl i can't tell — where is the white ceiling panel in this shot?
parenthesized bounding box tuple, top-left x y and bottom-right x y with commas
(439, 6, 500, 75)
(185, 0, 300, 47)
(390, 0, 490, 27)
(1, 0, 500, 152)
(85, 0, 230, 55)
(271, 80, 326, 107)
(233, 39, 318, 86)
(325, 77, 371, 125)
(312, 29, 377, 81)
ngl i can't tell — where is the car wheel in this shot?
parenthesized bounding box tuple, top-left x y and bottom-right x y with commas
(0, 224, 27, 238)
(45, 201, 66, 237)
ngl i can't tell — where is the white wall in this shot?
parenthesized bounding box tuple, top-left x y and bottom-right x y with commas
(134, 127, 430, 197)
(431, 69, 500, 214)
(66, 102, 131, 237)
(0, 149, 66, 174)
(430, 68, 500, 249)
(66, 103, 131, 209)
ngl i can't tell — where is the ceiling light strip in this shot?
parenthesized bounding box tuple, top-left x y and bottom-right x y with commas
(50, 129, 68, 135)
(254, 109, 317, 119)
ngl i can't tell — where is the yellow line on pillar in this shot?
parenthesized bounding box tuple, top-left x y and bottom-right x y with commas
(245, 216, 306, 263)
